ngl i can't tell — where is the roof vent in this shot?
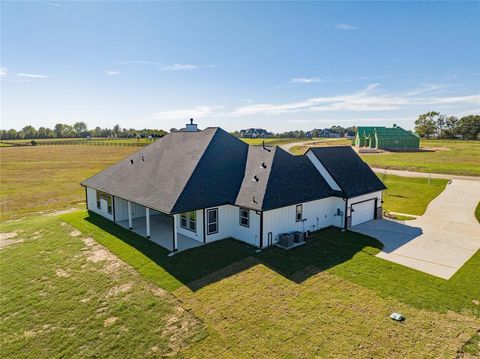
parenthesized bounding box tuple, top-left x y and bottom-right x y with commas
(130, 159, 134, 164)
(142, 155, 145, 162)
(251, 196, 257, 204)
(260, 162, 267, 169)
(253, 175, 259, 182)
(185, 118, 198, 132)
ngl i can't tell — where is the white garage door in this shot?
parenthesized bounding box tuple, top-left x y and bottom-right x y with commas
(351, 200, 375, 226)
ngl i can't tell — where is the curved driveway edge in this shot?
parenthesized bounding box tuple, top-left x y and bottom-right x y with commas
(351, 179, 480, 279)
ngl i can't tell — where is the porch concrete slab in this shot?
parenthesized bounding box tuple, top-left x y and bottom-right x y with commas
(116, 214, 202, 252)
(351, 179, 480, 279)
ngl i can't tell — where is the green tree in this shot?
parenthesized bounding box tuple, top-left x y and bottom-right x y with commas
(22, 125, 37, 139)
(443, 116, 459, 138)
(457, 115, 480, 140)
(414, 111, 439, 138)
(54, 123, 64, 138)
(73, 122, 88, 137)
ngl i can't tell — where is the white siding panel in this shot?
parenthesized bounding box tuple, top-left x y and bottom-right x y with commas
(262, 197, 344, 247)
(86, 187, 113, 221)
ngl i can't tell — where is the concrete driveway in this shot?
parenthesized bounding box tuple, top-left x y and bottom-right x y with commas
(351, 179, 480, 279)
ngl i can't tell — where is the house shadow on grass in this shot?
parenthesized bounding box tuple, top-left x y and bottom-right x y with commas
(83, 212, 384, 291)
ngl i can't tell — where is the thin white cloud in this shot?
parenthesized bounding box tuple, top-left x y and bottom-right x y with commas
(335, 23, 358, 30)
(46, 2, 61, 6)
(160, 64, 198, 71)
(107, 70, 121, 76)
(17, 72, 49, 78)
(0, 67, 7, 77)
(231, 84, 479, 116)
(290, 77, 322, 84)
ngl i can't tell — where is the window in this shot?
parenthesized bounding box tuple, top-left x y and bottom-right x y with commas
(180, 211, 196, 232)
(207, 208, 218, 235)
(106, 195, 112, 214)
(296, 204, 303, 222)
(96, 191, 112, 214)
(239, 208, 249, 227)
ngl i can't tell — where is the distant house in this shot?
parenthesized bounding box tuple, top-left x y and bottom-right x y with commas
(239, 128, 273, 138)
(81, 120, 386, 252)
(355, 125, 420, 151)
(307, 128, 341, 138)
(344, 131, 355, 139)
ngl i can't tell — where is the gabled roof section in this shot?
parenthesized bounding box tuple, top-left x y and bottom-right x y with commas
(81, 127, 248, 214)
(236, 147, 337, 211)
(308, 146, 386, 198)
(172, 128, 248, 213)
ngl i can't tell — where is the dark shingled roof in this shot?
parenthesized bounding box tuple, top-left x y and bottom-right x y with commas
(82, 129, 385, 214)
(81, 127, 248, 214)
(308, 146, 386, 197)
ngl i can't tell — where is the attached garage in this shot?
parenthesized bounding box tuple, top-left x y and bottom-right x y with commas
(351, 199, 376, 227)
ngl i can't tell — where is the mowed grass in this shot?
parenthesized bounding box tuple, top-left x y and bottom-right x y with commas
(0, 215, 205, 358)
(360, 139, 480, 176)
(33, 210, 480, 357)
(0, 145, 139, 221)
(380, 174, 448, 216)
(291, 139, 480, 176)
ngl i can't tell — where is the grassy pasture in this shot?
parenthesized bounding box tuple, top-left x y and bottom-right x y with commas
(1, 211, 478, 358)
(0, 145, 139, 221)
(291, 139, 480, 176)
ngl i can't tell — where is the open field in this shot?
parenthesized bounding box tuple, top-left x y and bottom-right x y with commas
(1, 140, 478, 357)
(380, 174, 449, 216)
(0, 145, 139, 221)
(291, 139, 480, 176)
(1, 211, 478, 357)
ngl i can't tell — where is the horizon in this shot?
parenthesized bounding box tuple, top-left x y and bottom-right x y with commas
(1, 1, 479, 132)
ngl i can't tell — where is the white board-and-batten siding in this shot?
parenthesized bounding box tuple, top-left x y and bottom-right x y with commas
(174, 205, 261, 247)
(86, 187, 113, 221)
(262, 196, 345, 246)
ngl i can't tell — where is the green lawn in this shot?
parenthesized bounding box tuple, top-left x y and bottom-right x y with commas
(2, 211, 478, 357)
(0, 215, 205, 358)
(380, 174, 448, 216)
(476, 202, 480, 223)
(291, 139, 480, 176)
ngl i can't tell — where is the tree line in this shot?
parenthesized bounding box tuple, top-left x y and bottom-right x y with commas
(0, 122, 168, 140)
(414, 112, 480, 140)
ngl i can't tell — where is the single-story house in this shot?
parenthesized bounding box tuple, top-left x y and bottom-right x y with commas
(82, 121, 386, 252)
(306, 128, 341, 138)
(355, 125, 420, 151)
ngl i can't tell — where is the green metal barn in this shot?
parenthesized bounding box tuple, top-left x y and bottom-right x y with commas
(355, 125, 420, 151)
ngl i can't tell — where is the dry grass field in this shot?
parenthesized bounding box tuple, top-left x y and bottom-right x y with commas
(0, 145, 139, 221)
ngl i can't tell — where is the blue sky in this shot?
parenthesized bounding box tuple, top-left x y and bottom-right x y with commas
(1, 1, 479, 132)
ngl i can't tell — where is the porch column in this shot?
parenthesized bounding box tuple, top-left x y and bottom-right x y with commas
(145, 207, 150, 238)
(173, 215, 178, 251)
(127, 201, 133, 229)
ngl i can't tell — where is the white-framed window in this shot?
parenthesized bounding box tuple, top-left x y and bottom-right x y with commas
(207, 208, 218, 235)
(96, 191, 112, 214)
(239, 208, 249, 227)
(180, 211, 196, 232)
(296, 204, 303, 222)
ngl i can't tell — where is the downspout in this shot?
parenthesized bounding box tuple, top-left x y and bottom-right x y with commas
(203, 208, 206, 244)
(84, 186, 88, 210)
(112, 196, 116, 222)
(343, 198, 348, 229)
(259, 211, 263, 248)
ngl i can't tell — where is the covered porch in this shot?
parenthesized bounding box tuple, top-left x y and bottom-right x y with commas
(114, 197, 202, 252)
